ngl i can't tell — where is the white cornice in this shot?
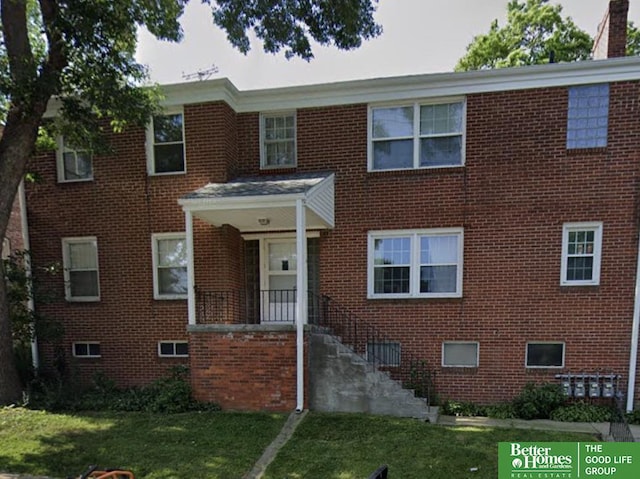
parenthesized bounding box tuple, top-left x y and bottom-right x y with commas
(160, 57, 640, 112)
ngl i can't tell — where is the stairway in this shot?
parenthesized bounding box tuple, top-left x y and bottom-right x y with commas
(308, 332, 438, 421)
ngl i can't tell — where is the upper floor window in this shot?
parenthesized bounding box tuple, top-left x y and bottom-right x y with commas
(56, 137, 93, 182)
(369, 100, 465, 171)
(260, 112, 296, 168)
(368, 228, 463, 299)
(152, 233, 187, 299)
(147, 110, 185, 174)
(62, 237, 100, 301)
(566, 84, 609, 149)
(560, 222, 603, 286)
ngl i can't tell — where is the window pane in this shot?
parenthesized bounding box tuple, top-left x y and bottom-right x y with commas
(443, 343, 478, 367)
(158, 239, 187, 267)
(158, 267, 188, 294)
(160, 343, 174, 355)
(527, 343, 563, 367)
(374, 238, 410, 265)
(420, 103, 462, 135)
(74, 343, 88, 356)
(367, 342, 401, 366)
(88, 343, 101, 356)
(420, 136, 462, 167)
(154, 144, 185, 173)
(567, 84, 608, 149)
(175, 342, 189, 356)
(68, 242, 97, 269)
(420, 265, 457, 293)
(265, 141, 295, 166)
(69, 271, 99, 297)
(372, 139, 413, 170)
(374, 266, 410, 294)
(372, 107, 413, 138)
(420, 236, 458, 264)
(154, 114, 183, 143)
(269, 243, 297, 271)
(566, 256, 593, 281)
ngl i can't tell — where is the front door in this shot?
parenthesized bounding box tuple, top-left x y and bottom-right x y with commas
(262, 239, 297, 322)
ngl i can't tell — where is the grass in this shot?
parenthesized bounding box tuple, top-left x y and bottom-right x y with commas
(0, 407, 286, 479)
(1, 408, 598, 479)
(263, 412, 598, 479)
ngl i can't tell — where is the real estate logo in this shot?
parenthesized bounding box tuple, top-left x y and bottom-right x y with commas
(499, 442, 640, 478)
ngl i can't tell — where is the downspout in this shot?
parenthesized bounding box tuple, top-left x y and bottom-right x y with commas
(626, 230, 640, 412)
(18, 181, 39, 371)
(295, 199, 307, 412)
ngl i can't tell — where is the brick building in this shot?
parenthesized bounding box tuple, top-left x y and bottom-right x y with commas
(25, 2, 640, 413)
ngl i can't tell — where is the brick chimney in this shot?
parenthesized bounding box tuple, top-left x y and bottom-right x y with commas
(592, 0, 629, 59)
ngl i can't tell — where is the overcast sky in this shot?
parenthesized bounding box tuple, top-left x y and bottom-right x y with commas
(135, 0, 640, 90)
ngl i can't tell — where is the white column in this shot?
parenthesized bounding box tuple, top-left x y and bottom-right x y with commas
(295, 199, 307, 412)
(185, 210, 196, 326)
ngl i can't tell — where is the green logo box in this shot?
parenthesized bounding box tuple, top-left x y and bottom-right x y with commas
(499, 442, 640, 478)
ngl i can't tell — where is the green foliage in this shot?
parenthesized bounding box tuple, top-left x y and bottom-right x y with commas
(550, 401, 614, 422)
(511, 382, 567, 420)
(440, 399, 486, 417)
(456, 0, 593, 71)
(485, 402, 517, 419)
(627, 22, 640, 56)
(625, 408, 640, 425)
(28, 366, 219, 414)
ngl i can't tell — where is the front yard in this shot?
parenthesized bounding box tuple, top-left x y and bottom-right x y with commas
(0, 408, 597, 479)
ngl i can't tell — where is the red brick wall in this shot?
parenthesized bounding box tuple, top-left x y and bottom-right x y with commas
(3, 193, 24, 257)
(189, 326, 302, 411)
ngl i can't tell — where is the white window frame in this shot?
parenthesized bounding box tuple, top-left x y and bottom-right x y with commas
(146, 107, 186, 175)
(62, 237, 100, 302)
(525, 342, 565, 369)
(56, 136, 93, 183)
(260, 111, 297, 169)
(158, 341, 189, 358)
(72, 342, 101, 358)
(367, 228, 463, 299)
(442, 341, 479, 368)
(152, 233, 188, 300)
(368, 98, 466, 172)
(560, 222, 603, 286)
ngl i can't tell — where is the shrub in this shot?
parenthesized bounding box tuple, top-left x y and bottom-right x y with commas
(440, 400, 486, 417)
(550, 401, 614, 422)
(485, 402, 516, 419)
(626, 408, 640, 425)
(511, 383, 567, 420)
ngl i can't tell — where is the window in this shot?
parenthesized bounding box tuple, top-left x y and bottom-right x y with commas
(369, 100, 465, 170)
(561, 222, 603, 286)
(73, 342, 101, 358)
(147, 110, 185, 174)
(366, 342, 401, 366)
(152, 233, 187, 299)
(260, 112, 296, 168)
(368, 228, 463, 298)
(62, 237, 100, 301)
(567, 84, 609, 149)
(526, 342, 564, 368)
(158, 341, 189, 357)
(442, 342, 479, 367)
(56, 137, 93, 182)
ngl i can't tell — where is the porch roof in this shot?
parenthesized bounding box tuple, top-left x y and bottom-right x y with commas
(178, 172, 335, 232)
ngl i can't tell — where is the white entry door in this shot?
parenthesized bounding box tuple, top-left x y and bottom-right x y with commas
(262, 239, 297, 322)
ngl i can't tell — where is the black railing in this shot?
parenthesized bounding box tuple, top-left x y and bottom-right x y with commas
(195, 288, 300, 324)
(309, 293, 436, 407)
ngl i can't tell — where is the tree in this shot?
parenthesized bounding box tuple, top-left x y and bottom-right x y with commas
(0, 0, 381, 404)
(628, 22, 640, 56)
(455, 0, 593, 71)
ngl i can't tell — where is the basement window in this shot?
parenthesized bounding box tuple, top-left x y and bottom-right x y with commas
(158, 341, 189, 357)
(526, 342, 565, 368)
(73, 342, 101, 358)
(442, 342, 478, 367)
(366, 342, 401, 366)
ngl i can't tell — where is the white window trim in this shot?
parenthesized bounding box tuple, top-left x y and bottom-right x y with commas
(525, 341, 565, 369)
(72, 342, 101, 358)
(62, 236, 100, 302)
(367, 228, 464, 299)
(367, 97, 466, 172)
(560, 222, 603, 286)
(146, 107, 186, 176)
(442, 341, 479, 368)
(152, 232, 187, 300)
(56, 136, 93, 183)
(158, 340, 189, 358)
(259, 111, 297, 169)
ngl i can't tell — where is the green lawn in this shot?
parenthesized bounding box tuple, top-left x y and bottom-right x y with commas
(1, 408, 597, 479)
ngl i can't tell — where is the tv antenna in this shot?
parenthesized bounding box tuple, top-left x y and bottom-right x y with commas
(181, 65, 220, 81)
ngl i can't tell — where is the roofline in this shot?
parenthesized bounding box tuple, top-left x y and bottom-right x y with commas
(160, 57, 640, 112)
